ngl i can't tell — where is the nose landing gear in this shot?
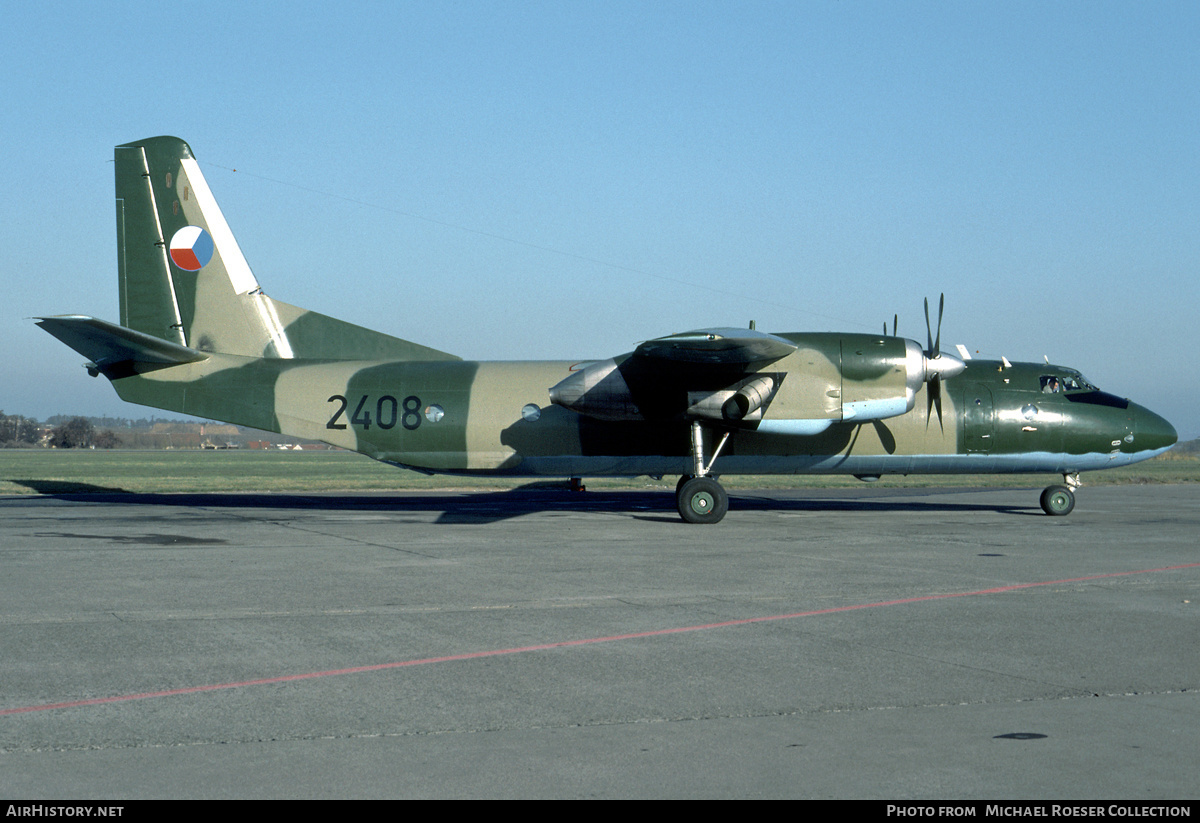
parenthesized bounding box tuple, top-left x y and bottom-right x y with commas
(1040, 472, 1080, 516)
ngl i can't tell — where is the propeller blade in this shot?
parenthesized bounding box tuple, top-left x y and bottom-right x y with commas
(934, 293, 944, 357)
(922, 294, 957, 432)
(925, 375, 945, 432)
(924, 297, 932, 354)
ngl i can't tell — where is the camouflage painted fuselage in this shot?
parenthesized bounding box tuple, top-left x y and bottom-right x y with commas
(105, 338, 1176, 479)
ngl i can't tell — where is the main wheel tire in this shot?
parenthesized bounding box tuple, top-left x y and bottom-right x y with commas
(1040, 484, 1075, 516)
(675, 474, 694, 496)
(677, 476, 729, 524)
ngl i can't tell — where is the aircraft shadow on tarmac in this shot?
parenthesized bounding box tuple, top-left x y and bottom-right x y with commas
(8, 485, 1038, 524)
(11, 479, 131, 495)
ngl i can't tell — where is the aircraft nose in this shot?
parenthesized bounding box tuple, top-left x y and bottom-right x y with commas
(1134, 405, 1177, 452)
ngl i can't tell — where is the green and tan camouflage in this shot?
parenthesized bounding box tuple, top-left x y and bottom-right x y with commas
(38, 136, 1177, 523)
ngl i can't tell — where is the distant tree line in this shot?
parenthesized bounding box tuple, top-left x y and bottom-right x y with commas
(1, 412, 124, 449)
(0, 411, 41, 447)
(1, 412, 311, 450)
(44, 414, 183, 429)
(47, 416, 125, 449)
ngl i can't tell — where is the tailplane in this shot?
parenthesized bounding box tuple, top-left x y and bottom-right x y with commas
(114, 136, 457, 362)
(36, 315, 208, 377)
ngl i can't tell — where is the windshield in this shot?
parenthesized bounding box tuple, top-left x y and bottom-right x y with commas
(1040, 373, 1096, 394)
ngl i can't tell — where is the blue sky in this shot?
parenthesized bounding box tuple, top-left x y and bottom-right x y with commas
(4, 1, 1198, 438)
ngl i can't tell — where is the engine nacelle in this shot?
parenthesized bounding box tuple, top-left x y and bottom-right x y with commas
(548, 335, 967, 427)
(548, 358, 643, 421)
(685, 375, 779, 423)
(844, 337, 966, 422)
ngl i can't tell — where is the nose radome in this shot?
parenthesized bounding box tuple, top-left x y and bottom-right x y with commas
(1134, 405, 1178, 452)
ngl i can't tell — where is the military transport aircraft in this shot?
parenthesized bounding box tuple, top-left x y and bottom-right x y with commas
(38, 136, 1177, 523)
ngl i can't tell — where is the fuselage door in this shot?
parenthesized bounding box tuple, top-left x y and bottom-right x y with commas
(963, 384, 994, 453)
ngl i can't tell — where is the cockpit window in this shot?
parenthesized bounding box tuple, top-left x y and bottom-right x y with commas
(1041, 373, 1095, 393)
(1046, 370, 1126, 409)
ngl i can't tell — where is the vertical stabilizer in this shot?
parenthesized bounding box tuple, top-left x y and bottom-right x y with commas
(114, 136, 457, 362)
(116, 136, 285, 357)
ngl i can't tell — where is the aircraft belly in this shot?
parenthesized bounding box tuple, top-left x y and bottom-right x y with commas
(514, 449, 1158, 478)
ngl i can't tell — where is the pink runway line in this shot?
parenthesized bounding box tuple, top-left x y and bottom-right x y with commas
(4, 562, 1198, 717)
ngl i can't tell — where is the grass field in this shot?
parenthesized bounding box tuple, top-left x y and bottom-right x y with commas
(2, 448, 1196, 496)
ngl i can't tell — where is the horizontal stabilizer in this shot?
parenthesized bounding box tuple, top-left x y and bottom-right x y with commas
(36, 315, 208, 374)
(634, 328, 797, 365)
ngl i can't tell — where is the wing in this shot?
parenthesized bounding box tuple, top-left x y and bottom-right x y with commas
(632, 328, 798, 365)
(549, 328, 796, 422)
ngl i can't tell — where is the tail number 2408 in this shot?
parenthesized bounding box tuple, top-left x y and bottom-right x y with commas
(327, 394, 422, 431)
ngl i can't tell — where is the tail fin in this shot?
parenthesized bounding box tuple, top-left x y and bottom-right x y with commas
(115, 136, 457, 362)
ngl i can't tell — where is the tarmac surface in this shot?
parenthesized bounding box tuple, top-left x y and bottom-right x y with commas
(1, 484, 1197, 799)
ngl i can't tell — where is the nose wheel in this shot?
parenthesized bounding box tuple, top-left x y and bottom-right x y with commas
(1040, 484, 1075, 516)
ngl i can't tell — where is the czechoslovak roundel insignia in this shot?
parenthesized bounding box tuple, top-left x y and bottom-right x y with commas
(169, 226, 214, 271)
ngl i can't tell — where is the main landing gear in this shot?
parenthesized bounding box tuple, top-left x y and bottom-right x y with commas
(677, 475, 729, 524)
(1040, 472, 1080, 516)
(676, 421, 732, 524)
